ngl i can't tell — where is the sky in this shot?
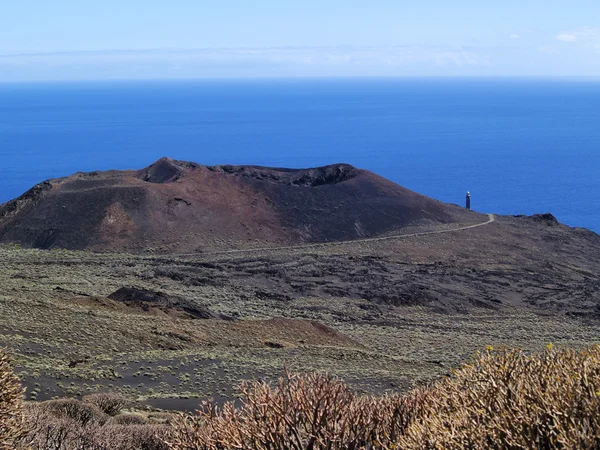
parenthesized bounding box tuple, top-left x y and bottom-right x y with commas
(1, 0, 599, 81)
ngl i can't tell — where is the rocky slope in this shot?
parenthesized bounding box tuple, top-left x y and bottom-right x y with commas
(0, 157, 481, 253)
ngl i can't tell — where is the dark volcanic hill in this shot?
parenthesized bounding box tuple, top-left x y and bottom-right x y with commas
(0, 157, 482, 253)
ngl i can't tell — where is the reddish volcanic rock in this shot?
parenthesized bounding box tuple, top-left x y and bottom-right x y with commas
(0, 157, 483, 253)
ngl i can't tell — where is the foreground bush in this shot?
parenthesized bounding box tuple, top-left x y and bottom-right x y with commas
(82, 393, 128, 416)
(398, 346, 600, 449)
(40, 398, 108, 426)
(18, 400, 168, 449)
(167, 346, 600, 450)
(0, 350, 24, 449)
(108, 413, 149, 425)
(166, 371, 427, 450)
(7, 346, 600, 448)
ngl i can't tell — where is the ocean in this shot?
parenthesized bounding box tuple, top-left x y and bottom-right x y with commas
(1, 78, 598, 232)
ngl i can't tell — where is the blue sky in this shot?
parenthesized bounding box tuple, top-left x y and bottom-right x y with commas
(1, 0, 599, 80)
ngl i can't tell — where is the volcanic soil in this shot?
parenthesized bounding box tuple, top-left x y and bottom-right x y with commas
(0, 159, 599, 411)
(0, 157, 483, 253)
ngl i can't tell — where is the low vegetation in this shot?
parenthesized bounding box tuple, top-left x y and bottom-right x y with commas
(397, 345, 600, 449)
(166, 372, 419, 450)
(17, 398, 169, 449)
(4, 343, 600, 448)
(0, 350, 25, 449)
(0, 352, 167, 449)
(168, 346, 600, 449)
(81, 393, 128, 416)
(2, 240, 599, 406)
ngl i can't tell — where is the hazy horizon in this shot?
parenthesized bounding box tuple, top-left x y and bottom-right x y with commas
(2, 75, 600, 86)
(2, 1, 599, 81)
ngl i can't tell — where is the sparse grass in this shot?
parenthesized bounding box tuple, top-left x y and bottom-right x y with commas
(0, 242, 599, 408)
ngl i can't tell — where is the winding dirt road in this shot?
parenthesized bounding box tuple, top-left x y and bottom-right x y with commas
(183, 214, 496, 257)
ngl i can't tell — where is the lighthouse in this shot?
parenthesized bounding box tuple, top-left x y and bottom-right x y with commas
(466, 191, 471, 210)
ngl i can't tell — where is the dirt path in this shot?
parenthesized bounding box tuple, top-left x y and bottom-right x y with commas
(181, 214, 496, 257)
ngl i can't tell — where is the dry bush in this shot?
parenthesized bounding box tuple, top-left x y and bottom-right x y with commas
(147, 412, 176, 425)
(166, 371, 419, 450)
(19, 403, 168, 450)
(15, 347, 600, 449)
(0, 350, 25, 449)
(40, 398, 108, 426)
(397, 346, 600, 449)
(88, 424, 169, 450)
(108, 413, 149, 425)
(82, 393, 128, 416)
(167, 347, 600, 450)
(18, 403, 87, 450)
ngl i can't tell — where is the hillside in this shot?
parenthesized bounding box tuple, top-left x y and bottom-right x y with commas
(1, 206, 599, 409)
(0, 157, 482, 252)
(1, 158, 599, 412)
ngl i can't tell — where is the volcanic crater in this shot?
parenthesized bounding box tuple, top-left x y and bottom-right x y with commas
(0, 157, 482, 253)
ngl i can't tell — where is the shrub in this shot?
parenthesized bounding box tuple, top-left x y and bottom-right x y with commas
(18, 403, 86, 450)
(166, 371, 418, 450)
(89, 424, 169, 450)
(147, 412, 176, 425)
(108, 413, 148, 425)
(14, 346, 600, 449)
(40, 398, 108, 426)
(0, 350, 24, 449)
(19, 403, 168, 450)
(167, 347, 600, 450)
(397, 346, 600, 449)
(82, 393, 128, 416)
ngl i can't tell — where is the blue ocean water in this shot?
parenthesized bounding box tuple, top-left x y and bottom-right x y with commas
(1, 78, 598, 232)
